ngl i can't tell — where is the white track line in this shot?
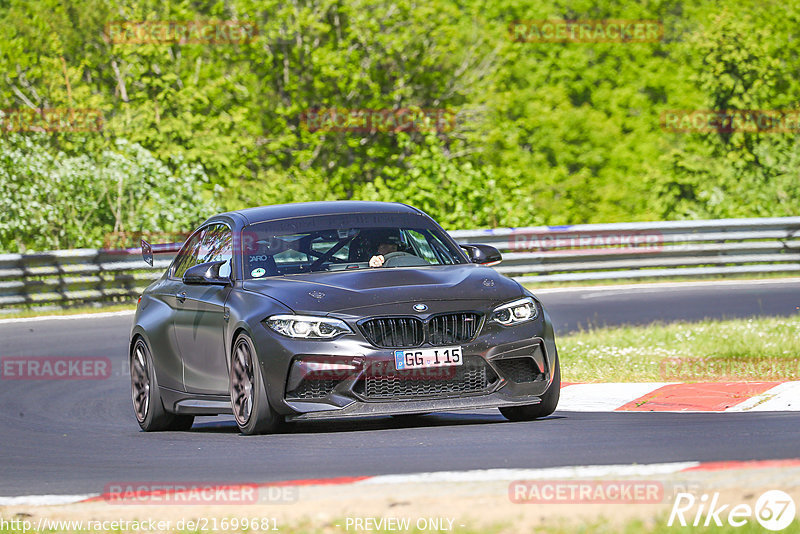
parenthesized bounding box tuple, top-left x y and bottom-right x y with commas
(0, 494, 96, 506)
(0, 310, 134, 324)
(355, 462, 701, 485)
(727, 382, 800, 412)
(532, 277, 800, 294)
(558, 383, 671, 411)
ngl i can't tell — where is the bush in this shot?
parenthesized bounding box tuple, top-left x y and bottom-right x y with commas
(0, 133, 218, 252)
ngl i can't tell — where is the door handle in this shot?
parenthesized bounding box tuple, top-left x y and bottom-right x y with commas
(177, 291, 186, 303)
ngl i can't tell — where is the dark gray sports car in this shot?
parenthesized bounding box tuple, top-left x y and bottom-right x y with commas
(130, 201, 560, 434)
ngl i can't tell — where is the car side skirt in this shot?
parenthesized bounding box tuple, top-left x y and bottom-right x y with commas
(159, 386, 233, 415)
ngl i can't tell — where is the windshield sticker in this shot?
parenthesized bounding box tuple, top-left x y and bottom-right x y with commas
(251, 267, 266, 278)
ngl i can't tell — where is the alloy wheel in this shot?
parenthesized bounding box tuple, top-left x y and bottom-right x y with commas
(231, 339, 255, 426)
(131, 341, 150, 423)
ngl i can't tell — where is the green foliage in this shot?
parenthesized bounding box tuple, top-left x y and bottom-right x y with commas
(0, 133, 217, 252)
(654, 8, 800, 219)
(360, 133, 514, 228)
(1, 0, 799, 253)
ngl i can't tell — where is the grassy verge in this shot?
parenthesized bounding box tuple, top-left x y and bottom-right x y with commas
(0, 517, 793, 534)
(559, 315, 800, 382)
(541, 519, 800, 533)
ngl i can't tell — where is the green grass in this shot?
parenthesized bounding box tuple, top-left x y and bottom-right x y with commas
(539, 518, 800, 533)
(560, 315, 800, 382)
(1, 516, 795, 534)
(0, 518, 509, 534)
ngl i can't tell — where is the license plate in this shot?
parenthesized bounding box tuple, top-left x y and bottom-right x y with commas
(394, 346, 463, 371)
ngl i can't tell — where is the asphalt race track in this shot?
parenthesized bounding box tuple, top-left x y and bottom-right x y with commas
(1, 279, 799, 496)
(537, 278, 800, 332)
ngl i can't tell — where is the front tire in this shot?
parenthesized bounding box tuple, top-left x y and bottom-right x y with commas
(499, 355, 560, 421)
(131, 337, 195, 431)
(229, 332, 282, 435)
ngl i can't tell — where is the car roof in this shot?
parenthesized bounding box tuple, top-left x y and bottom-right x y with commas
(222, 201, 424, 225)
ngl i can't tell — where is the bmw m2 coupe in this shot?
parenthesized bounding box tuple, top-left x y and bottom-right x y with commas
(130, 201, 560, 434)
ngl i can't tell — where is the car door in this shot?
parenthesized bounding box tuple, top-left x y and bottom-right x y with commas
(147, 228, 206, 392)
(172, 223, 233, 395)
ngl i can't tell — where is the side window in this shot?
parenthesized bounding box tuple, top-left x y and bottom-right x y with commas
(430, 236, 458, 265)
(171, 229, 206, 279)
(171, 224, 233, 280)
(406, 230, 438, 264)
(199, 224, 233, 278)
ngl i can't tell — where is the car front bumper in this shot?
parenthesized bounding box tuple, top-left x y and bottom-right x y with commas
(250, 304, 559, 420)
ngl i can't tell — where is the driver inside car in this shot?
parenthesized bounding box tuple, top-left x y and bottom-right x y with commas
(368, 231, 428, 268)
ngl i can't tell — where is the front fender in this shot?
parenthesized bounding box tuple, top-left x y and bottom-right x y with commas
(225, 287, 295, 414)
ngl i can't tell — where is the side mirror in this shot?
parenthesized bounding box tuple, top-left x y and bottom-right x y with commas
(183, 261, 231, 286)
(141, 239, 153, 266)
(460, 244, 502, 266)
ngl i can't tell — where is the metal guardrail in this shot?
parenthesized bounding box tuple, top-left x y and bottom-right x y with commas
(1, 217, 799, 309)
(0, 249, 172, 308)
(449, 216, 800, 283)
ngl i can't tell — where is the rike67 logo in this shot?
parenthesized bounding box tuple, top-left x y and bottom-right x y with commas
(669, 490, 796, 531)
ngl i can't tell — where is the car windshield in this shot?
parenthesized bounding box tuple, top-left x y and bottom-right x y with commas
(242, 214, 466, 278)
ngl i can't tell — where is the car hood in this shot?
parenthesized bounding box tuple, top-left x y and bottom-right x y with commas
(241, 264, 523, 314)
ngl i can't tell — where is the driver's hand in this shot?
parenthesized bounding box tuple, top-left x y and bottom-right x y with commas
(369, 255, 385, 267)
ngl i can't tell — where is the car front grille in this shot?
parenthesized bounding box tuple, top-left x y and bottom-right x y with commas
(360, 317, 424, 348)
(428, 312, 481, 346)
(354, 355, 498, 399)
(360, 312, 481, 348)
(493, 357, 544, 383)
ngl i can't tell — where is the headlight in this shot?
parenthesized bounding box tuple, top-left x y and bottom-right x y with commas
(491, 297, 537, 326)
(265, 315, 352, 339)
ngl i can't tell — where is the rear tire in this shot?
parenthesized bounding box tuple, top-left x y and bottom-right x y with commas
(499, 355, 560, 421)
(229, 332, 282, 435)
(131, 337, 195, 431)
